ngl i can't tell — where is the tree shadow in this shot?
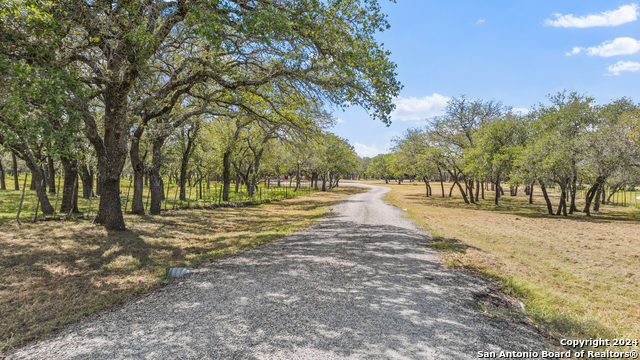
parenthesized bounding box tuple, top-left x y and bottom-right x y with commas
(8, 213, 563, 359)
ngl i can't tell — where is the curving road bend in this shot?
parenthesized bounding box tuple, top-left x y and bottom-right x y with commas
(8, 183, 554, 359)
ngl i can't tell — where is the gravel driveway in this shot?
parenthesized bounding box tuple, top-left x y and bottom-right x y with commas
(8, 183, 554, 359)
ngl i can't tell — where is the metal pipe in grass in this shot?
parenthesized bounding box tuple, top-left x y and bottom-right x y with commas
(16, 173, 28, 223)
(164, 177, 171, 212)
(123, 176, 133, 213)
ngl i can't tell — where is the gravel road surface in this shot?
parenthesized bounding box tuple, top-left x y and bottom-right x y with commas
(8, 183, 554, 359)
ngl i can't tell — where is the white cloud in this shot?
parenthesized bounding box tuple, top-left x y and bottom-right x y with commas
(608, 60, 640, 75)
(566, 46, 582, 56)
(390, 93, 450, 121)
(585, 37, 640, 57)
(353, 142, 388, 158)
(567, 37, 640, 57)
(512, 108, 531, 115)
(545, 4, 639, 28)
(335, 118, 345, 123)
(477, 19, 485, 24)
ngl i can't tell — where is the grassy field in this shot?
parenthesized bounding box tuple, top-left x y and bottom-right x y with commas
(367, 180, 640, 351)
(0, 185, 364, 352)
(0, 172, 313, 224)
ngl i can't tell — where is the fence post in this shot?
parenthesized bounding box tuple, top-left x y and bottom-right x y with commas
(16, 173, 28, 223)
(123, 176, 133, 213)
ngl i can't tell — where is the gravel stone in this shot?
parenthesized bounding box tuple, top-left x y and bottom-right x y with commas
(7, 183, 556, 359)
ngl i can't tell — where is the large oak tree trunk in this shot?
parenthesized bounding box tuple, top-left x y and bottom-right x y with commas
(95, 177, 126, 230)
(91, 90, 131, 231)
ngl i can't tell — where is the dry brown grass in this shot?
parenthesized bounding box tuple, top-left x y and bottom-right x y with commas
(367, 180, 640, 350)
(0, 186, 364, 352)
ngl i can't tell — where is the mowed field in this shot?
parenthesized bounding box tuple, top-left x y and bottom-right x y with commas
(368, 181, 640, 350)
(0, 185, 365, 352)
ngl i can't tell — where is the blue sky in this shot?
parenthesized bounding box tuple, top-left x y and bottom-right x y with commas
(331, 1, 640, 157)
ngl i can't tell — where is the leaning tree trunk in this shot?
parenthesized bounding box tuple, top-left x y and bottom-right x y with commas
(583, 177, 605, 216)
(60, 157, 79, 214)
(13, 148, 55, 215)
(30, 166, 55, 215)
(455, 178, 469, 203)
(538, 180, 554, 215)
